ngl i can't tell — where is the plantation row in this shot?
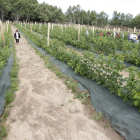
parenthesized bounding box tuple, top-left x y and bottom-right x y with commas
(0, 25, 12, 75)
(25, 24, 140, 66)
(15, 23, 140, 111)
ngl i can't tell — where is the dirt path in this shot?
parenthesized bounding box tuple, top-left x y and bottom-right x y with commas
(5, 25, 124, 140)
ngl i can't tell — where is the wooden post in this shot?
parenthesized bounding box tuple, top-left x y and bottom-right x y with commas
(134, 27, 136, 33)
(118, 28, 120, 32)
(47, 23, 50, 46)
(30, 25, 32, 32)
(78, 24, 80, 41)
(0, 22, 5, 46)
(114, 27, 115, 38)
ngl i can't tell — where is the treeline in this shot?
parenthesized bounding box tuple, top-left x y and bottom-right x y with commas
(65, 6, 140, 28)
(0, 0, 65, 23)
(0, 0, 140, 28)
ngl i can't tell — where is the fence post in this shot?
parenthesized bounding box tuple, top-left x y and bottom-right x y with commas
(114, 27, 115, 38)
(78, 24, 80, 41)
(47, 23, 50, 46)
(134, 27, 136, 33)
(0, 22, 5, 46)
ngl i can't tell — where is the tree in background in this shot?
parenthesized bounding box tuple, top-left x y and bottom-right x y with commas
(125, 13, 133, 27)
(35, 2, 50, 22)
(1, 1, 140, 29)
(0, 0, 12, 21)
(131, 14, 140, 28)
(65, 6, 73, 23)
(90, 10, 97, 26)
(97, 11, 109, 27)
(80, 10, 87, 25)
(120, 13, 126, 27)
(20, 0, 38, 22)
(110, 11, 121, 26)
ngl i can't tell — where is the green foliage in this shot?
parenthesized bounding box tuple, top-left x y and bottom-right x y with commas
(93, 112, 103, 121)
(3, 111, 10, 120)
(5, 90, 16, 105)
(26, 23, 140, 66)
(15, 23, 140, 110)
(0, 126, 7, 139)
(0, 25, 12, 75)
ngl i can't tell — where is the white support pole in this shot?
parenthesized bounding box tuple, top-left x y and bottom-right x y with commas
(78, 24, 80, 41)
(118, 28, 120, 32)
(134, 27, 136, 33)
(47, 23, 50, 46)
(0, 22, 5, 46)
(114, 27, 115, 38)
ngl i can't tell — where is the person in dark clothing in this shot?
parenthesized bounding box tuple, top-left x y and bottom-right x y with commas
(138, 33, 140, 40)
(96, 30, 99, 34)
(137, 33, 140, 43)
(107, 31, 111, 35)
(14, 30, 21, 45)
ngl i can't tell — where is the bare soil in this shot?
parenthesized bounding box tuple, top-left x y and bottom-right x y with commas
(5, 25, 125, 140)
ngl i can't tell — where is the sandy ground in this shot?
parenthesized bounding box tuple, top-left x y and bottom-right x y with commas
(5, 25, 124, 140)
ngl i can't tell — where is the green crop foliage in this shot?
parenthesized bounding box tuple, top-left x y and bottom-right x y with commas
(14, 23, 140, 111)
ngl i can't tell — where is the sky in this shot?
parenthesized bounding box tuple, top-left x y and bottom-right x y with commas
(37, 0, 139, 19)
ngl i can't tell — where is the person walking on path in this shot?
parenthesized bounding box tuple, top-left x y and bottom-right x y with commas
(14, 30, 21, 45)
